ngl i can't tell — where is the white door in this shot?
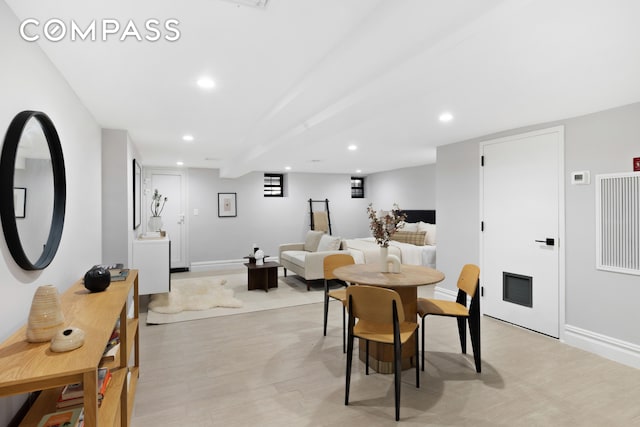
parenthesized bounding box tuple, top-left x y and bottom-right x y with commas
(147, 169, 188, 270)
(481, 127, 564, 338)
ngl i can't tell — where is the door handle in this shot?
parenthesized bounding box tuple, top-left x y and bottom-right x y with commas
(535, 238, 555, 246)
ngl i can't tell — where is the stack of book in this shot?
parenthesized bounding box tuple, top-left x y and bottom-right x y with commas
(101, 321, 121, 363)
(37, 407, 84, 427)
(56, 367, 111, 409)
(91, 263, 129, 281)
(109, 268, 130, 281)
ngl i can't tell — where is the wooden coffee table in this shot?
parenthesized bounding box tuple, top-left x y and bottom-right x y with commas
(244, 261, 279, 292)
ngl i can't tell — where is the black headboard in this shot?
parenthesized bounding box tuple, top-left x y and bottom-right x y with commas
(401, 210, 436, 224)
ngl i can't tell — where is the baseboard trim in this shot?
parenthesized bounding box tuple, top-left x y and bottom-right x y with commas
(564, 324, 640, 369)
(190, 257, 278, 272)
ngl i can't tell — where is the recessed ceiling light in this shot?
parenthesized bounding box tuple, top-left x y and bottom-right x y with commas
(348, 144, 358, 151)
(355, 169, 362, 173)
(197, 77, 215, 90)
(182, 134, 194, 142)
(285, 166, 291, 171)
(176, 161, 184, 166)
(439, 112, 454, 122)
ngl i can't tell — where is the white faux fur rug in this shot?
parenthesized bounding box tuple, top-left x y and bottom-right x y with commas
(148, 276, 243, 314)
(145, 272, 324, 325)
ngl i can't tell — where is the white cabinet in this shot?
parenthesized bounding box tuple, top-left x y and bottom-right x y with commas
(132, 236, 171, 295)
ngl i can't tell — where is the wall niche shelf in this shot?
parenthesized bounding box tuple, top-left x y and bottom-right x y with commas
(0, 270, 140, 427)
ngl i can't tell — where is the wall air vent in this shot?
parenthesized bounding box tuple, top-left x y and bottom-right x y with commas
(221, 0, 269, 8)
(596, 172, 640, 275)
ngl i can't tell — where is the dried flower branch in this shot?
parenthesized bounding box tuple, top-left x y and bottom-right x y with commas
(367, 203, 407, 247)
(150, 189, 168, 217)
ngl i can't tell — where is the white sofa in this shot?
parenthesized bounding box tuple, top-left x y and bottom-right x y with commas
(279, 231, 347, 288)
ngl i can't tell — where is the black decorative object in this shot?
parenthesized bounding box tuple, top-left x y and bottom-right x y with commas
(0, 110, 66, 270)
(83, 267, 111, 293)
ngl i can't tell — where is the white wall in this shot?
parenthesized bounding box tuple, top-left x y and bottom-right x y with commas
(184, 165, 437, 268)
(102, 129, 128, 266)
(436, 140, 480, 292)
(15, 159, 54, 260)
(436, 102, 640, 368)
(0, 4, 102, 423)
(184, 163, 438, 268)
(367, 164, 436, 210)
(102, 129, 141, 267)
(186, 169, 372, 266)
(563, 104, 640, 354)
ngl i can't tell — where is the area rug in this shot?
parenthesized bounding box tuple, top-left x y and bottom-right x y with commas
(145, 273, 324, 325)
(148, 276, 243, 314)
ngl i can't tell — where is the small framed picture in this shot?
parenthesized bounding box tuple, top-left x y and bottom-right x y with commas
(14, 187, 26, 218)
(218, 192, 237, 217)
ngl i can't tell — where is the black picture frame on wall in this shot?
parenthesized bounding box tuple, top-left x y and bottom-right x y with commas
(218, 192, 237, 217)
(133, 159, 142, 229)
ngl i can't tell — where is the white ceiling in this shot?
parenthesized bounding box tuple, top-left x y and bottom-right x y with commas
(6, 0, 640, 177)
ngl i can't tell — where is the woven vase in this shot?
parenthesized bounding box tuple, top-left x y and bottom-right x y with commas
(26, 285, 65, 343)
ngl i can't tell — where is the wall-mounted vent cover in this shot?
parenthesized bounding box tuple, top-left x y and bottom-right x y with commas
(596, 172, 640, 275)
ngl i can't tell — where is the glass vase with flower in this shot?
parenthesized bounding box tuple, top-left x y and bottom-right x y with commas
(148, 189, 168, 232)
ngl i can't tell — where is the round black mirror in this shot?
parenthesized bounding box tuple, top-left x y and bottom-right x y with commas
(0, 110, 66, 270)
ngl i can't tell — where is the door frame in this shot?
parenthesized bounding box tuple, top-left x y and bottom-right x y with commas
(144, 167, 189, 270)
(478, 126, 566, 340)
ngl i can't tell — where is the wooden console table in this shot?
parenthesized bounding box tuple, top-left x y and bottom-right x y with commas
(0, 270, 140, 427)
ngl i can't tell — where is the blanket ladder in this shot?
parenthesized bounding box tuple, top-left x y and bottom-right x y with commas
(309, 198, 332, 235)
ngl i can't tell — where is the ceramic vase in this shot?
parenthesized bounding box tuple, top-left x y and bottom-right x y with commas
(379, 246, 389, 272)
(26, 285, 65, 343)
(148, 215, 163, 232)
(50, 327, 85, 352)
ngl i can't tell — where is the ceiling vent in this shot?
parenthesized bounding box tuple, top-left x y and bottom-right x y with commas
(221, 0, 269, 8)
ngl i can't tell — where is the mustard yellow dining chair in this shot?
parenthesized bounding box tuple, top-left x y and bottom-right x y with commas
(345, 285, 419, 422)
(417, 263, 481, 373)
(323, 253, 355, 352)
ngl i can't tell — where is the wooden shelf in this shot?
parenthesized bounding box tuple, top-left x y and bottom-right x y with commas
(99, 368, 127, 427)
(0, 270, 139, 427)
(127, 367, 139, 422)
(102, 318, 139, 372)
(17, 387, 64, 427)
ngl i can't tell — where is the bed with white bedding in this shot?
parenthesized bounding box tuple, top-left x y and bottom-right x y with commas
(344, 237, 436, 268)
(344, 209, 437, 268)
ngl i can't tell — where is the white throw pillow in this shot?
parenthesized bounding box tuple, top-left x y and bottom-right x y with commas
(316, 234, 341, 251)
(304, 230, 325, 252)
(418, 222, 436, 245)
(399, 221, 419, 232)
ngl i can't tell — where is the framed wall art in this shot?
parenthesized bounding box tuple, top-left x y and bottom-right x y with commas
(133, 159, 142, 229)
(218, 192, 237, 217)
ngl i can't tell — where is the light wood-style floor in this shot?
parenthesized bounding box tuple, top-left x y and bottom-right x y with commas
(132, 271, 640, 426)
